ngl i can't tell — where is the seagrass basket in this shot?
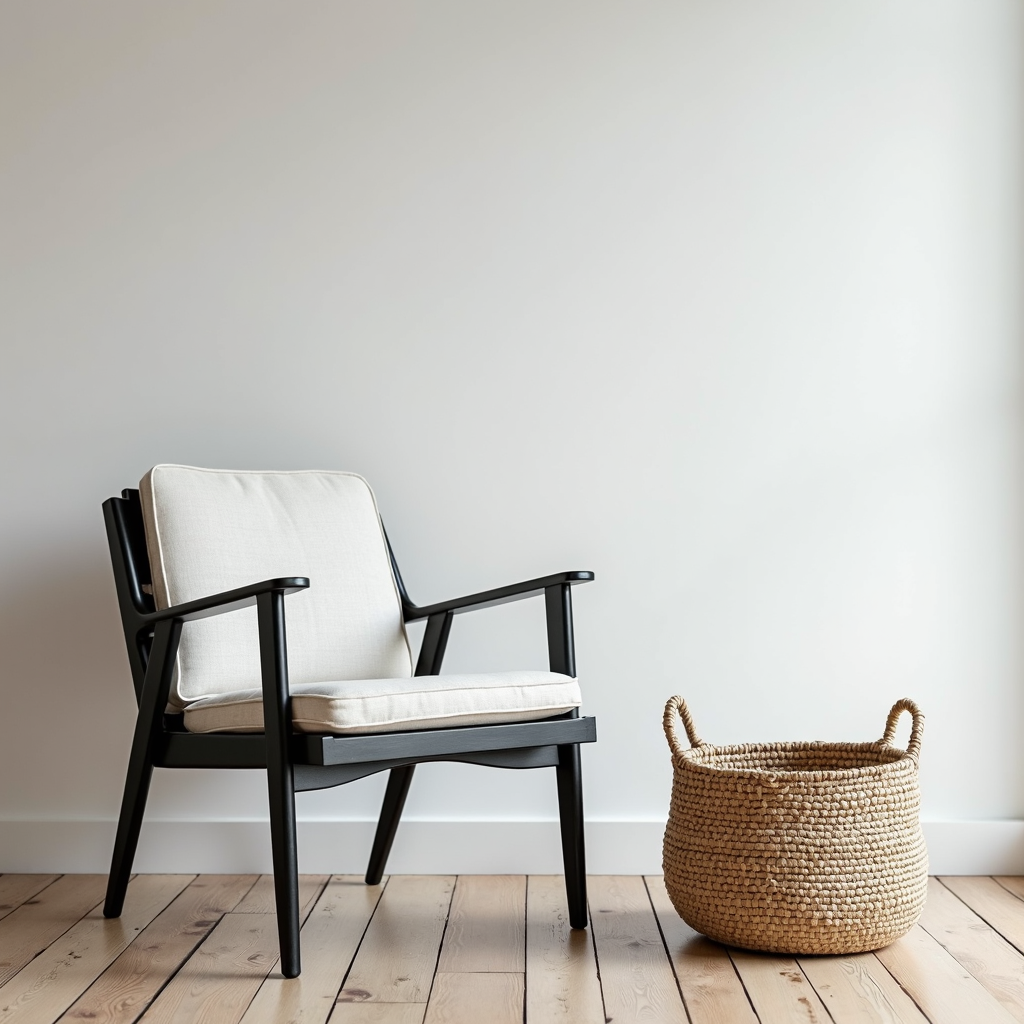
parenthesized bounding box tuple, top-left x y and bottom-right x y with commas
(662, 696, 928, 955)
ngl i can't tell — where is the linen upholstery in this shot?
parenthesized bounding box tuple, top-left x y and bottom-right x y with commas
(141, 466, 413, 710)
(182, 671, 582, 734)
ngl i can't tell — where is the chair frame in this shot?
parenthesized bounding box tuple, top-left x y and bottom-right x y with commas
(101, 488, 597, 977)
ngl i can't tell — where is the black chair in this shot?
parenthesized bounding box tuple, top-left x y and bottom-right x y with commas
(102, 466, 596, 977)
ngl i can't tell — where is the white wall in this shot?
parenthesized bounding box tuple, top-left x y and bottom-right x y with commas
(2, 0, 1022, 872)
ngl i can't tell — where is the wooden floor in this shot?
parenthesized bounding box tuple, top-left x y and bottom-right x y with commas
(2, 875, 1024, 1023)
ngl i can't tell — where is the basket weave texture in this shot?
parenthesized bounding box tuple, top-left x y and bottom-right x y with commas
(662, 697, 928, 955)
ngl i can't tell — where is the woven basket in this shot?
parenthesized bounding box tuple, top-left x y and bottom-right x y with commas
(662, 696, 928, 955)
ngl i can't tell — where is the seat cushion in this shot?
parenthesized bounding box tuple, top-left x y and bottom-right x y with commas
(182, 671, 582, 735)
(140, 466, 413, 710)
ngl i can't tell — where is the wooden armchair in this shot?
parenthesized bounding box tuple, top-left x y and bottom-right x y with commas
(102, 465, 596, 977)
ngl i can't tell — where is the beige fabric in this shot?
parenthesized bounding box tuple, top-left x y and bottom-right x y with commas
(182, 671, 582, 734)
(141, 466, 413, 710)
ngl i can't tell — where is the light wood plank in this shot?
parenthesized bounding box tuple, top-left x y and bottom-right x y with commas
(994, 877, 1024, 904)
(423, 973, 522, 1024)
(730, 952, 831, 1024)
(138, 869, 327, 1024)
(798, 953, 929, 1024)
(56, 874, 257, 1024)
(588, 875, 687, 1023)
(941, 877, 1024, 955)
(915, 877, 1024, 1022)
(135, 913, 280, 1024)
(13, 873, 1024, 1024)
(329, 1005, 425, 1024)
(437, 875, 524, 974)
(875, 924, 1020, 1024)
(0, 876, 59, 923)
(0, 875, 108, 986)
(338, 876, 455, 1004)
(524, 875, 604, 1024)
(0, 874, 192, 1024)
(234, 875, 328, 916)
(644, 875, 757, 1024)
(239, 876, 386, 1024)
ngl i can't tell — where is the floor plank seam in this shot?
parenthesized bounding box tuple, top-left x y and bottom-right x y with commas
(12, 875, 62, 911)
(11, 886, 108, 988)
(420, 875, 457, 1016)
(326, 873, 393, 1011)
(235, 963, 264, 1024)
(932, 876, 985, 918)
(117, 873, 258, 1024)
(66, 913, 206, 1021)
(521, 876, 529, 1024)
(992, 878, 1024, 904)
(729, 954, 760, 1023)
(13, 875, 1024, 1024)
(0, 875, 60, 926)
(871, 943, 939, 1024)
(640, 875, 697, 1024)
(585, 896, 612, 1024)
(131, 921, 222, 1024)
(794, 958, 838, 1024)
(132, 873, 264, 1024)
(935, 876, 1024, 957)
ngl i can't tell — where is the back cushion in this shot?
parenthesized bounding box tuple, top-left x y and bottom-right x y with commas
(140, 466, 413, 709)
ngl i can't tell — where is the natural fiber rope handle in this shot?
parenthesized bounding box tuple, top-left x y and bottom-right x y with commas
(664, 696, 704, 757)
(880, 698, 924, 762)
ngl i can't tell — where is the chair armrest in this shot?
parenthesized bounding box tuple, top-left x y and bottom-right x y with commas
(143, 578, 310, 624)
(404, 571, 594, 622)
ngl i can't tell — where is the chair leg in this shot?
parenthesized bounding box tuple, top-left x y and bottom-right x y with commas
(105, 618, 182, 920)
(365, 765, 415, 885)
(259, 589, 301, 978)
(103, 754, 153, 918)
(556, 743, 588, 929)
(268, 762, 301, 979)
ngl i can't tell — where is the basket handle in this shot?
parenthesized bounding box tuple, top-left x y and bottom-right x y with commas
(664, 696, 704, 756)
(880, 698, 924, 761)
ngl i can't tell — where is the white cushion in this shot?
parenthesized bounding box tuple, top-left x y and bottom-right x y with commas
(182, 671, 581, 734)
(141, 466, 413, 710)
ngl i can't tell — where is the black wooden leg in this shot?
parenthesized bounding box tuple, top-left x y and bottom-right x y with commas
(366, 765, 415, 885)
(268, 761, 300, 978)
(556, 743, 588, 929)
(105, 618, 181, 919)
(258, 590, 301, 979)
(546, 583, 586, 926)
(103, 754, 153, 917)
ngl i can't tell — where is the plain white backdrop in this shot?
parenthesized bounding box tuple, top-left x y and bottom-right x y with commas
(1, 0, 1022, 871)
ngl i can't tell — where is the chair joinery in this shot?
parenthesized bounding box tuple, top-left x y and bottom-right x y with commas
(101, 487, 596, 978)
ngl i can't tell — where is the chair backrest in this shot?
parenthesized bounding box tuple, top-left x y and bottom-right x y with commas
(140, 465, 413, 710)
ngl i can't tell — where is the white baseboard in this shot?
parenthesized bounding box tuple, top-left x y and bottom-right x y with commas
(919, 821, 1024, 875)
(1, 820, 1021, 875)
(0, 821, 663, 875)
